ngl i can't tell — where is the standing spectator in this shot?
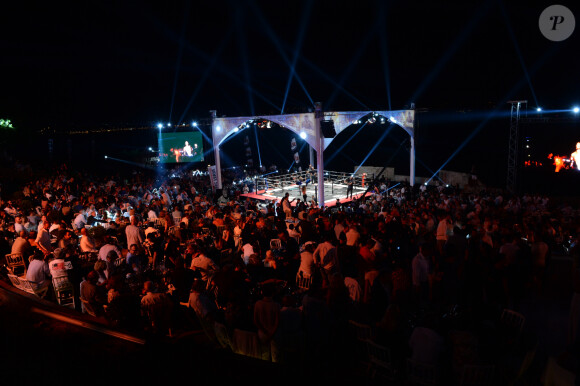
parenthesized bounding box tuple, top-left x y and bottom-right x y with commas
(35, 219, 52, 255)
(412, 243, 432, 303)
(125, 215, 144, 251)
(253, 283, 280, 359)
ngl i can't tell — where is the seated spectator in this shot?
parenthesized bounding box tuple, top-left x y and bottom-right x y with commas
(79, 227, 97, 252)
(11, 230, 32, 258)
(98, 236, 122, 262)
(26, 250, 51, 290)
(126, 243, 145, 274)
(190, 243, 219, 283)
(141, 280, 173, 334)
(80, 270, 107, 317)
(188, 278, 218, 327)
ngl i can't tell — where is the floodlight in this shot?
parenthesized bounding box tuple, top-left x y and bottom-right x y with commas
(573, 107, 580, 113)
(536, 107, 542, 112)
(157, 123, 163, 129)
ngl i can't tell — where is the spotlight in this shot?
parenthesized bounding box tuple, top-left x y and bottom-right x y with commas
(424, 182, 428, 186)
(192, 121, 198, 127)
(148, 147, 152, 151)
(104, 155, 108, 159)
(157, 123, 163, 129)
(216, 125, 221, 132)
(300, 132, 307, 139)
(573, 107, 580, 113)
(167, 123, 171, 127)
(380, 117, 385, 123)
(536, 107, 542, 112)
(389, 116, 396, 123)
(233, 127, 239, 132)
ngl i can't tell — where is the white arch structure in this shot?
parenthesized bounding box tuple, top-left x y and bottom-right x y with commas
(211, 109, 415, 206)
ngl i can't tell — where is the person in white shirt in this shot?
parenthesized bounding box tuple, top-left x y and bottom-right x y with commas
(345, 224, 361, 247)
(73, 210, 86, 230)
(298, 241, 316, 277)
(98, 237, 122, 262)
(35, 220, 53, 254)
(147, 207, 158, 221)
(125, 216, 144, 251)
(14, 215, 25, 234)
(190, 245, 218, 282)
(412, 244, 432, 302)
(79, 228, 97, 252)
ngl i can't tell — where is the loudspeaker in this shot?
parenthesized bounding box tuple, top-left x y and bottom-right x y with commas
(320, 120, 336, 138)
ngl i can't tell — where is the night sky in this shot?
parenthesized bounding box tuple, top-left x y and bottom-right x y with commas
(1, 1, 579, 185)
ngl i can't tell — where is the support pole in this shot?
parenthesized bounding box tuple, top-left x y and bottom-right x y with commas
(506, 100, 526, 194)
(210, 110, 223, 190)
(410, 136, 415, 186)
(314, 103, 324, 207)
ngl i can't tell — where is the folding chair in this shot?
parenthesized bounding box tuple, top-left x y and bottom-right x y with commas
(407, 358, 439, 386)
(459, 364, 496, 386)
(5, 253, 27, 277)
(295, 273, 313, 293)
(348, 320, 374, 367)
(366, 339, 396, 381)
(500, 309, 526, 336)
(52, 276, 76, 309)
(8, 274, 49, 299)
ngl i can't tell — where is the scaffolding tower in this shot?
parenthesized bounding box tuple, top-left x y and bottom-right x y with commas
(506, 100, 527, 194)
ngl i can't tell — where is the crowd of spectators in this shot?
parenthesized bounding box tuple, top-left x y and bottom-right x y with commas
(1, 163, 579, 381)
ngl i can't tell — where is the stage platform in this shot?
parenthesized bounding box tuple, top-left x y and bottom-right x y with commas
(240, 181, 370, 207)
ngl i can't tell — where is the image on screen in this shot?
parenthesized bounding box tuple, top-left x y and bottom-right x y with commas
(158, 132, 204, 163)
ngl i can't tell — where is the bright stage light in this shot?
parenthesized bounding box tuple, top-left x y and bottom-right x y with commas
(300, 132, 307, 139)
(536, 107, 542, 112)
(573, 107, 580, 113)
(148, 147, 152, 151)
(167, 123, 171, 127)
(157, 123, 163, 129)
(216, 125, 221, 132)
(389, 116, 396, 123)
(104, 155, 108, 159)
(192, 121, 198, 127)
(233, 127, 239, 132)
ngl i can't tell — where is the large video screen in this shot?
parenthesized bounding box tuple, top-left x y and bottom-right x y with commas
(158, 132, 203, 163)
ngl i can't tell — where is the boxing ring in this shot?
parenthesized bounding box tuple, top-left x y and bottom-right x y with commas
(210, 107, 415, 207)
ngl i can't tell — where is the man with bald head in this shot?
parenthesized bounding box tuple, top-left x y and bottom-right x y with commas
(80, 227, 97, 252)
(11, 230, 31, 258)
(125, 215, 144, 251)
